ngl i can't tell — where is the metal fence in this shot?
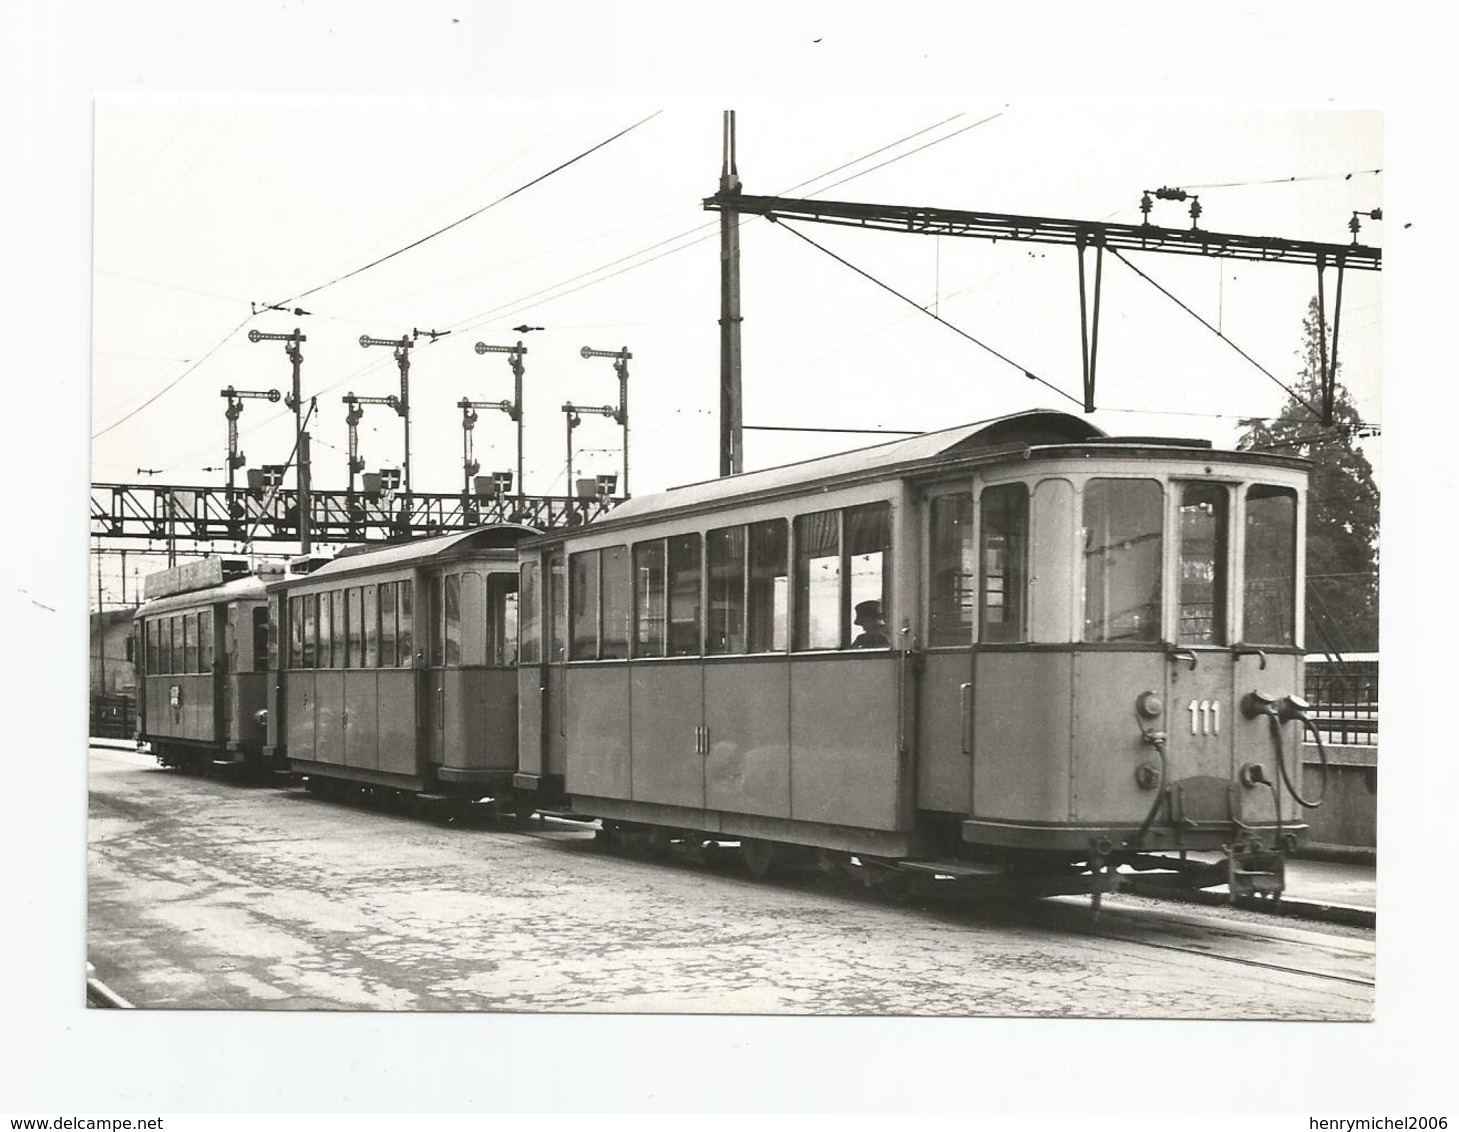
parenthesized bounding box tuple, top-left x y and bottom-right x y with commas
(90, 693, 136, 740)
(1303, 663, 1378, 746)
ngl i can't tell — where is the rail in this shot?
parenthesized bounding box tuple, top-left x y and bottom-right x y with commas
(1303, 668, 1378, 746)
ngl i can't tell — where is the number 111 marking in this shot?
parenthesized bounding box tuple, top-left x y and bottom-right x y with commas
(1188, 699, 1221, 735)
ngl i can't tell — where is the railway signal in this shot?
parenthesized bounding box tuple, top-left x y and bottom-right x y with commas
(219, 385, 282, 521)
(577, 345, 631, 497)
(247, 327, 312, 552)
(471, 340, 527, 500)
(358, 333, 415, 494)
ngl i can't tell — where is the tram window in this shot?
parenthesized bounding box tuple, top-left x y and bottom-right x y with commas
(128, 630, 137, 667)
(980, 484, 1029, 644)
(253, 607, 269, 673)
(1083, 478, 1163, 643)
(317, 590, 334, 668)
(634, 541, 667, 657)
(288, 597, 302, 669)
(929, 492, 976, 647)
(1243, 485, 1298, 645)
(345, 588, 362, 668)
(165, 618, 175, 673)
(795, 509, 841, 650)
(518, 560, 541, 665)
(183, 613, 198, 674)
(1178, 483, 1229, 645)
(332, 590, 346, 667)
(444, 573, 462, 668)
(488, 573, 520, 666)
(429, 576, 444, 667)
(547, 551, 567, 662)
(268, 600, 279, 673)
(707, 525, 746, 655)
(600, 546, 630, 660)
(363, 584, 379, 668)
(397, 580, 414, 666)
(223, 606, 236, 672)
(846, 503, 891, 648)
(199, 610, 213, 672)
(747, 519, 788, 653)
(379, 582, 397, 667)
(301, 593, 317, 668)
(460, 572, 484, 666)
(667, 533, 703, 657)
(569, 551, 600, 660)
(147, 620, 160, 675)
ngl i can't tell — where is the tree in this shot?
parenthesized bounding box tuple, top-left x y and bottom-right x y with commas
(1237, 296, 1380, 654)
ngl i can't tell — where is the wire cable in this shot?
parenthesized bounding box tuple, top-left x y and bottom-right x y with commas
(439, 109, 1004, 337)
(1107, 247, 1322, 420)
(270, 111, 662, 307)
(91, 315, 253, 439)
(772, 218, 1083, 408)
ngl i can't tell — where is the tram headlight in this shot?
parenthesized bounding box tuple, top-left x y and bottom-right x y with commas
(1135, 691, 1164, 720)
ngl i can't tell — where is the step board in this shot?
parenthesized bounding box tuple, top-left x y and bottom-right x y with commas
(899, 859, 1006, 879)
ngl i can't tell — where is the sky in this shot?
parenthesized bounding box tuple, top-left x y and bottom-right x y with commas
(87, 99, 1384, 600)
(8, 0, 1458, 1115)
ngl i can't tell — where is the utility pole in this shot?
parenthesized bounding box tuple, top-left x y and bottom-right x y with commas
(473, 340, 527, 501)
(248, 327, 312, 551)
(718, 109, 743, 476)
(578, 346, 631, 497)
(359, 333, 414, 494)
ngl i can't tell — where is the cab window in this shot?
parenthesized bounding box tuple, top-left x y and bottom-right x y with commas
(1178, 483, 1229, 645)
(928, 492, 974, 647)
(1083, 479, 1163, 643)
(1243, 485, 1298, 645)
(980, 483, 1029, 643)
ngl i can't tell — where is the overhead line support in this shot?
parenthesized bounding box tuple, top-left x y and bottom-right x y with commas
(705, 191, 1381, 419)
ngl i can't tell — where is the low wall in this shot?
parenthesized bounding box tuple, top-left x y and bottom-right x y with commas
(1298, 743, 1376, 852)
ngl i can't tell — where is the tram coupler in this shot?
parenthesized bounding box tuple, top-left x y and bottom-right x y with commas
(1226, 842, 1285, 902)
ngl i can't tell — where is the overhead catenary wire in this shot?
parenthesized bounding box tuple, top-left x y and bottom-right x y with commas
(270, 110, 663, 308)
(91, 315, 254, 439)
(772, 218, 1084, 409)
(1107, 247, 1322, 420)
(439, 109, 1006, 339)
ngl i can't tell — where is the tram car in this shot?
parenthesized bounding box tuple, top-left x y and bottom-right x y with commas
(260, 526, 531, 799)
(133, 557, 282, 774)
(514, 409, 1316, 896)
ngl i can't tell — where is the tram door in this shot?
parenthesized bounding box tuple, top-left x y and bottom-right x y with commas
(1160, 482, 1237, 820)
(917, 485, 981, 815)
(422, 571, 448, 767)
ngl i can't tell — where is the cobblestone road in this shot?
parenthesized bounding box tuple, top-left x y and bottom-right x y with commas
(87, 747, 1373, 1018)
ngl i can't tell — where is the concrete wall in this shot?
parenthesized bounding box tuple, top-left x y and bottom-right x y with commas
(1300, 743, 1376, 851)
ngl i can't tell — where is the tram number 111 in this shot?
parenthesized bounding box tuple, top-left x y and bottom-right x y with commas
(1187, 699, 1221, 735)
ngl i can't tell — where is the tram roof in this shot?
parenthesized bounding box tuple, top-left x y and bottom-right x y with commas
(137, 573, 271, 615)
(274, 523, 536, 588)
(599, 409, 1107, 526)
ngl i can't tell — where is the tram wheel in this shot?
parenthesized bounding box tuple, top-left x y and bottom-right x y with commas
(740, 838, 778, 881)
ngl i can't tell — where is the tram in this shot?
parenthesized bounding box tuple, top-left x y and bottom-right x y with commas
(514, 410, 1314, 894)
(132, 557, 280, 774)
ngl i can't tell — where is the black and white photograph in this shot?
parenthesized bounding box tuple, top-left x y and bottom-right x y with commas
(8, 0, 1457, 1117)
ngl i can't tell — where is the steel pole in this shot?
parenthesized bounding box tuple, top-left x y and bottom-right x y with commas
(718, 109, 743, 477)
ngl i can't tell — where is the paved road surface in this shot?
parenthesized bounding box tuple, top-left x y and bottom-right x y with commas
(87, 746, 1374, 1018)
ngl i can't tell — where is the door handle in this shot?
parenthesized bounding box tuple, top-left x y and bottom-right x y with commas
(960, 682, 973, 756)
